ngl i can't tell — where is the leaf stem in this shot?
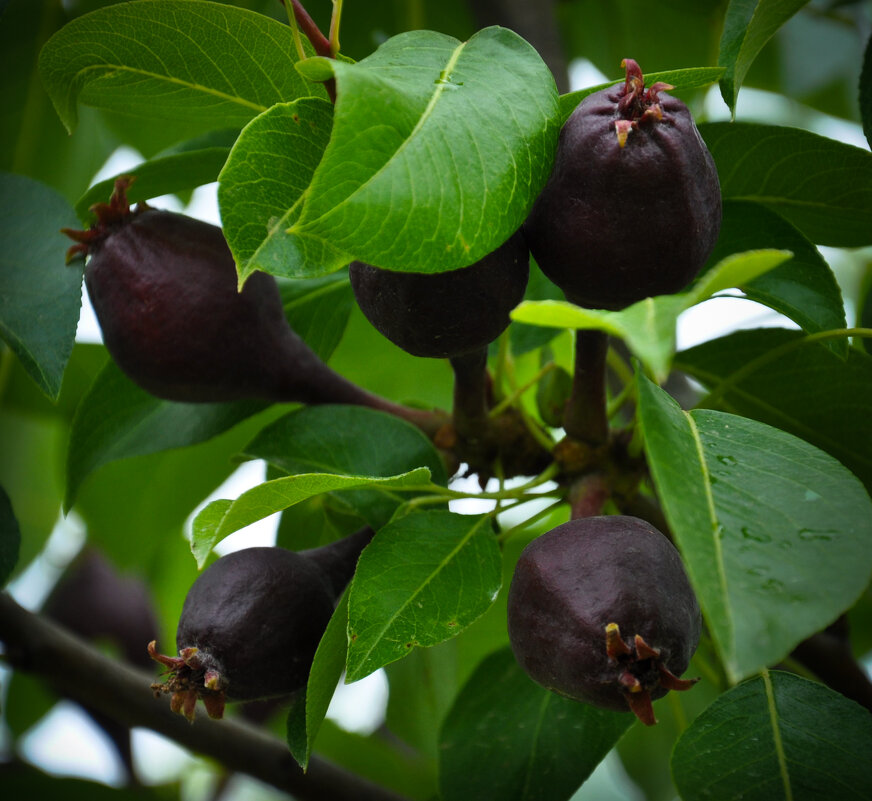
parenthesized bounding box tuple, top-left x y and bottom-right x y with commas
(283, 0, 307, 62)
(488, 362, 557, 419)
(290, 0, 332, 57)
(496, 498, 567, 543)
(328, 0, 344, 56)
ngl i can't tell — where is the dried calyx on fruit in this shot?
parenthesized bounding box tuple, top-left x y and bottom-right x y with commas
(62, 179, 418, 409)
(348, 230, 529, 359)
(507, 515, 701, 725)
(524, 58, 721, 310)
(149, 528, 373, 721)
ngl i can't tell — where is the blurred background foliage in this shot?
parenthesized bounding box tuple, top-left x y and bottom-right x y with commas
(1, 0, 870, 799)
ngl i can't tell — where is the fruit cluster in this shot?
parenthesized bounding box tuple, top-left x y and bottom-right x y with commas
(64, 58, 715, 724)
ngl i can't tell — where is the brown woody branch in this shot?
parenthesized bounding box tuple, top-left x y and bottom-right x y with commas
(0, 593, 410, 801)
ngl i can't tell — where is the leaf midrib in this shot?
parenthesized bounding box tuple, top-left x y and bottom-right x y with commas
(685, 412, 735, 674)
(75, 63, 267, 113)
(293, 39, 470, 235)
(348, 515, 489, 677)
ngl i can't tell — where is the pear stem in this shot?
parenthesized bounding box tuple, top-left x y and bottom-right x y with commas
(450, 348, 490, 440)
(564, 330, 609, 446)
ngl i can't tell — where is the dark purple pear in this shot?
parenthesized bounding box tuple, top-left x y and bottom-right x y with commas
(507, 515, 701, 725)
(348, 230, 529, 359)
(149, 527, 373, 720)
(63, 179, 381, 406)
(524, 59, 721, 310)
(43, 547, 160, 781)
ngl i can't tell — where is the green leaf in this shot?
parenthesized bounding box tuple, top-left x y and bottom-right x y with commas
(439, 647, 632, 801)
(241, 405, 447, 527)
(38, 0, 325, 136)
(191, 467, 431, 568)
(862, 33, 872, 149)
(287, 592, 349, 770)
(75, 138, 236, 219)
(65, 360, 266, 510)
(684, 249, 794, 306)
(217, 98, 334, 283)
(699, 122, 872, 248)
(672, 670, 872, 801)
(511, 249, 791, 380)
(703, 200, 846, 353)
(1, 1, 120, 203)
(559, 66, 725, 123)
(310, 717, 437, 800)
(718, 0, 811, 114)
(0, 484, 21, 587)
(277, 271, 353, 363)
(272, 27, 559, 278)
(675, 328, 872, 491)
(346, 510, 501, 682)
(637, 373, 872, 683)
(0, 172, 82, 400)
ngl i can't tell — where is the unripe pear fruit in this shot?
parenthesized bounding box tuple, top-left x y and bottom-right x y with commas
(149, 528, 373, 720)
(348, 231, 529, 359)
(507, 515, 701, 725)
(524, 59, 721, 310)
(63, 179, 388, 406)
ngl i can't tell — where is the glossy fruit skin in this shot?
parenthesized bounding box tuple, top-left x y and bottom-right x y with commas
(83, 206, 312, 403)
(507, 515, 701, 716)
(175, 546, 335, 702)
(348, 230, 529, 359)
(524, 62, 721, 310)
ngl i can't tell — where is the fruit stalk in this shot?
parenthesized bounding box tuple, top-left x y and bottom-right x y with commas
(280, 356, 449, 439)
(563, 329, 609, 446)
(449, 348, 495, 471)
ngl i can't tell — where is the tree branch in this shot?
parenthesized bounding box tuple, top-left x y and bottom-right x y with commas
(0, 593, 410, 801)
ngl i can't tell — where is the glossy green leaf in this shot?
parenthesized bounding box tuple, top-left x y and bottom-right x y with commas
(675, 328, 872, 491)
(704, 200, 846, 352)
(637, 373, 872, 683)
(218, 98, 334, 283)
(699, 122, 872, 248)
(346, 510, 501, 682)
(0, 484, 21, 587)
(511, 250, 791, 380)
(287, 592, 349, 770)
(65, 360, 266, 510)
(439, 647, 632, 801)
(38, 0, 325, 136)
(277, 271, 353, 362)
(270, 27, 559, 278)
(75, 140, 236, 219)
(0, 173, 82, 400)
(559, 66, 725, 122)
(191, 467, 431, 567)
(672, 670, 872, 800)
(718, 0, 811, 114)
(241, 405, 447, 527)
